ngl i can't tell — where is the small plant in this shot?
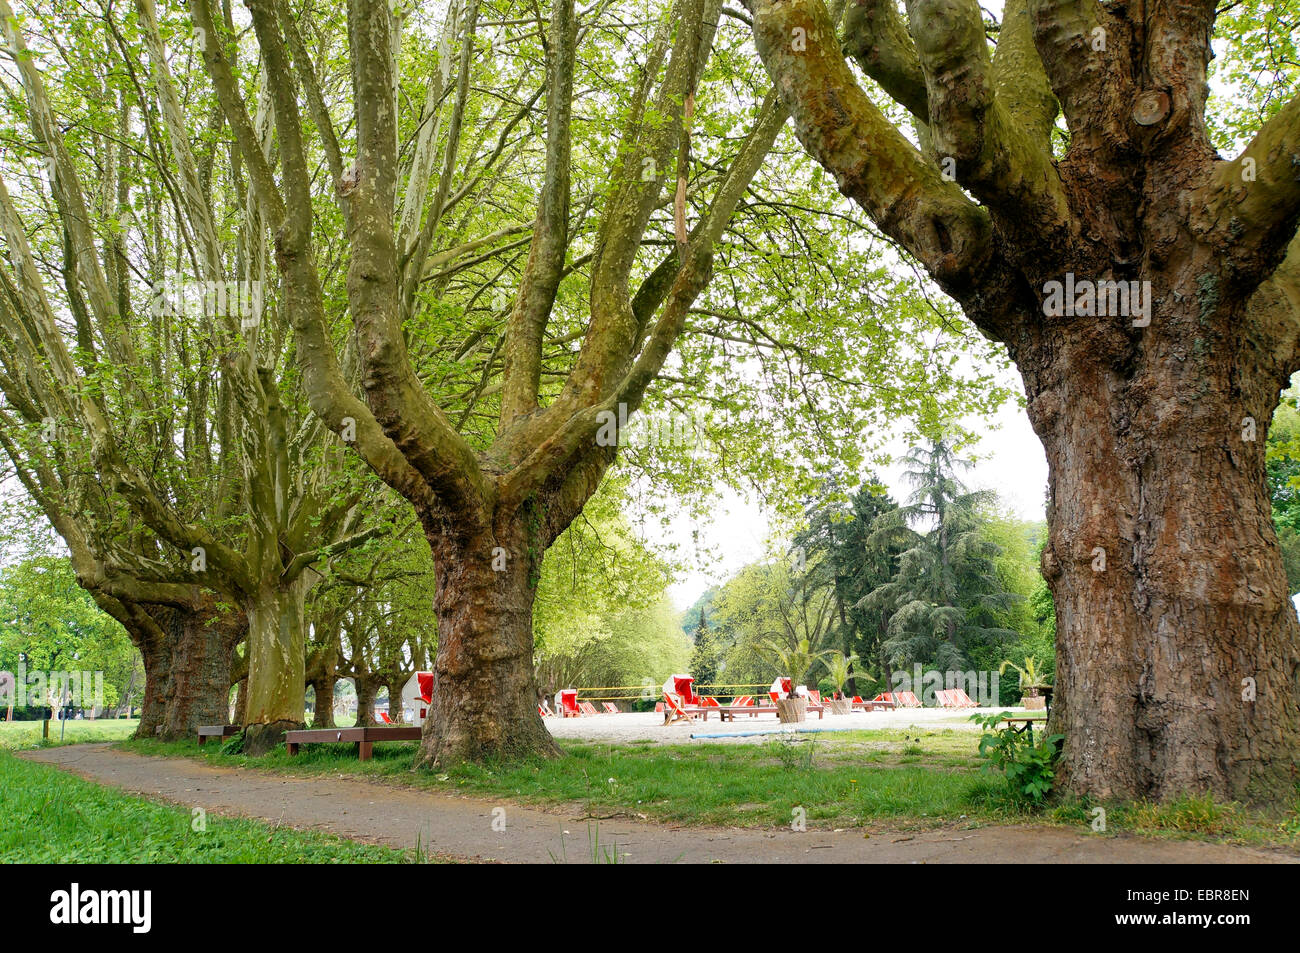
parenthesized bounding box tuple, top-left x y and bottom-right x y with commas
(759, 637, 833, 693)
(970, 712, 1063, 804)
(998, 657, 1052, 695)
(764, 734, 817, 770)
(824, 650, 860, 699)
(219, 730, 245, 755)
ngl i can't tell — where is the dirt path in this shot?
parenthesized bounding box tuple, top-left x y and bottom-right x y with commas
(20, 745, 1295, 864)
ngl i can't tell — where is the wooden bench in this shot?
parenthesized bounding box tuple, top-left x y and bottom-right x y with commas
(197, 724, 240, 745)
(285, 725, 423, 761)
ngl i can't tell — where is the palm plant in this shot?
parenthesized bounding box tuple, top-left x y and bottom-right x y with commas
(999, 656, 1053, 695)
(824, 650, 860, 699)
(759, 637, 833, 697)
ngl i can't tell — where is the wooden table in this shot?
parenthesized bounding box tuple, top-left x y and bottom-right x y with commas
(680, 704, 826, 722)
(285, 725, 422, 761)
(852, 699, 896, 712)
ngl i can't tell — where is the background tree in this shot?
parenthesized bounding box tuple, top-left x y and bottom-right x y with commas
(688, 607, 720, 690)
(861, 437, 1020, 671)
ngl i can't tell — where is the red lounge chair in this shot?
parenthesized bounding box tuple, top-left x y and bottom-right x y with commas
(875, 691, 922, 708)
(807, 690, 822, 705)
(654, 701, 665, 713)
(601, 702, 621, 714)
(947, 688, 978, 708)
(378, 711, 393, 724)
(578, 701, 599, 716)
(538, 700, 554, 717)
(730, 695, 757, 717)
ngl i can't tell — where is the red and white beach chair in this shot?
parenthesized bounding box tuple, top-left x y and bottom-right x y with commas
(601, 702, 621, 714)
(558, 689, 581, 718)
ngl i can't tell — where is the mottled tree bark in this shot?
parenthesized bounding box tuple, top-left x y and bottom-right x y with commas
(160, 604, 244, 739)
(746, 0, 1300, 800)
(354, 675, 378, 728)
(1023, 285, 1300, 800)
(309, 678, 336, 728)
(417, 517, 560, 766)
(242, 576, 310, 754)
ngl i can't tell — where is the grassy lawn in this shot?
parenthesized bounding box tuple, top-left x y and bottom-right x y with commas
(0, 749, 429, 863)
(0, 718, 141, 750)
(121, 727, 1300, 849)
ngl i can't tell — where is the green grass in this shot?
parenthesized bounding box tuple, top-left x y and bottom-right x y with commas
(120, 727, 1300, 850)
(125, 728, 1032, 830)
(0, 749, 433, 863)
(0, 718, 141, 750)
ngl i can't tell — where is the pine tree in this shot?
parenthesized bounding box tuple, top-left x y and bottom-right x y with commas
(860, 438, 1019, 671)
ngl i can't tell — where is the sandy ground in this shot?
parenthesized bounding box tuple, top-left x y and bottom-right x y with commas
(545, 706, 1007, 745)
(20, 744, 1296, 864)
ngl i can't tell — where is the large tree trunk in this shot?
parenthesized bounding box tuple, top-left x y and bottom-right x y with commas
(160, 604, 244, 739)
(1027, 298, 1300, 802)
(417, 521, 561, 767)
(242, 577, 309, 754)
(354, 675, 377, 727)
(134, 629, 171, 739)
(125, 602, 243, 740)
(310, 678, 336, 728)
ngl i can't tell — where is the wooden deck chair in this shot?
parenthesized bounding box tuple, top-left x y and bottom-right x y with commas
(601, 702, 621, 714)
(539, 699, 554, 717)
(950, 688, 978, 708)
(654, 701, 665, 713)
(807, 690, 822, 705)
(578, 701, 599, 716)
(378, 710, 394, 724)
(899, 691, 922, 707)
(662, 692, 694, 725)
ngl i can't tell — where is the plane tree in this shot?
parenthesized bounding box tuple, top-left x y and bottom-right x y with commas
(745, 0, 1300, 799)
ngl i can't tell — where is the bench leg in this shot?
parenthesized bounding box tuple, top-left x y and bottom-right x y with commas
(198, 735, 206, 746)
(358, 741, 373, 761)
(287, 742, 298, 756)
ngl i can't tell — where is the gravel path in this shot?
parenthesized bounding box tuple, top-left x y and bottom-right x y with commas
(19, 744, 1295, 864)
